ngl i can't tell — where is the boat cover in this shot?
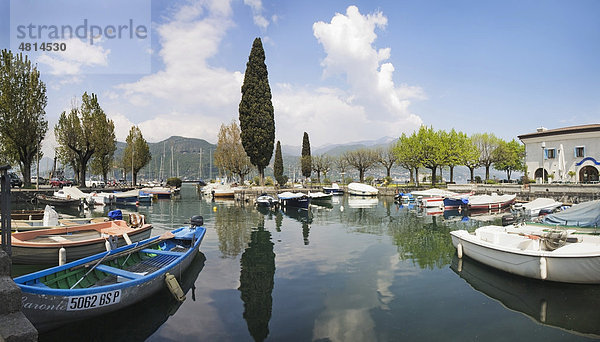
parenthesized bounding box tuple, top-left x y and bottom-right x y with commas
(542, 200, 600, 227)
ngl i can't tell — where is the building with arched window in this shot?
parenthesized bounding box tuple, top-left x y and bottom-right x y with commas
(518, 124, 600, 183)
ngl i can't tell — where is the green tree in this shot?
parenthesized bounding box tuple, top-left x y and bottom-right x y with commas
(239, 38, 275, 186)
(55, 92, 110, 187)
(472, 132, 500, 181)
(394, 132, 421, 185)
(0, 50, 48, 187)
(493, 139, 525, 181)
(214, 121, 253, 184)
(301, 132, 311, 180)
(463, 136, 480, 183)
(122, 126, 151, 186)
(90, 117, 116, 183)
(443, 129, 471, 183)
(343, 148, 378, 183)
(416, 126, 444, 186)
(273, 140, 287, 186)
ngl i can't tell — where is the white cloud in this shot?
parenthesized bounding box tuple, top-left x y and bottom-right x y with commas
(243, 0, 269, 29)
(311, 5, 423, 129)
(36, 38, 110, 76)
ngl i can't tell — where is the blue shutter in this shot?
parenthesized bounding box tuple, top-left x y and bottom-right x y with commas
(544, 149, 548, 159)
(574, 148, 577, 158)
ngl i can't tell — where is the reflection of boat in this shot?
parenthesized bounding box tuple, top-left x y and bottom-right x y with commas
(347, 183, 378, 196)
(39, 253, 206, 341)
(281, 206, 312, 223)
(411, 188, 458, 208)
(10, 220, 153, 264)
(278, 192, 310, 209)
(14, 220, 206, 332)
(322, 183, 344, 195)
(465, 194, 516, 211)
(451, 225, 600, 283)
(347, 196, 379, 208)
(450, 255, 600, 338)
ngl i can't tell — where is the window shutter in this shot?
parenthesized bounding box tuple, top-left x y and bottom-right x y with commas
(544, 149, 548, 159)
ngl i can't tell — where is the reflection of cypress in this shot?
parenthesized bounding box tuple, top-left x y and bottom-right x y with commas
(239, 226, 275, 342)
(302, 222, 309, 245)
(275, 211, 282, 232)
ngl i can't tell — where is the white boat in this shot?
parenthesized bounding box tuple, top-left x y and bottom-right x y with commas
(466, 193, 516, 211)
(347, 183, 378, 196)
(513, 198, 563, 216)
(55, 186, 114, 206)
(307, 191, 333, 201)
(411, 188, 458, 208)
(255, 194, 277, 207)
(322, 183, 344, 195)
(450, 225, 600, 284)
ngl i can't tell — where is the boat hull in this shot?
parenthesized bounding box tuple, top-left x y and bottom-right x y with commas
(279, 197, 310, 209)
(16, 226, 206, 332)
(450, 230, 600, 284)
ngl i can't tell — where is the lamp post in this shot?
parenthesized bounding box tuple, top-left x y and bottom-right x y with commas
(541, 141, 546, 184)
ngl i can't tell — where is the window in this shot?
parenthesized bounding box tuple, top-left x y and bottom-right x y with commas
(546, 149, 555, 159)
(575, 146, 585, 158)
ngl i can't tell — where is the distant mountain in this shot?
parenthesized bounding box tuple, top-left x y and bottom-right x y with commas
(282, 136, 397, 157)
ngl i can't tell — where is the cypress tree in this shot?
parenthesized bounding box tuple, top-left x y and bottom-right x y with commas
(274, 141, 286, 186)
(239, 38, 275, 186)
(301, 132, 311, 180)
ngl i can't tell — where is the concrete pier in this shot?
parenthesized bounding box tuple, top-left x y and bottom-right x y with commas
(0, 251, 37, 342)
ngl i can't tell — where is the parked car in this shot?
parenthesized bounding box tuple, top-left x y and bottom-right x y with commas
(49, 178, 71, 188)
(8, 173, 22, 188)
(85, 179, 105, 188)
(31, 176, 47, 185)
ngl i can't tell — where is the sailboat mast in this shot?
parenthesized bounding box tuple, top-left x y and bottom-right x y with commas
(199, 148, 202, 181)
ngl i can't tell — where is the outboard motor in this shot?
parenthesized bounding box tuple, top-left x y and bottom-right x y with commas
(190, 215, 204, 227)
(501, 213, 516, 226)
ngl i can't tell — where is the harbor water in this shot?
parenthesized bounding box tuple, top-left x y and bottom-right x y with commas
(12, 184, 600, 341)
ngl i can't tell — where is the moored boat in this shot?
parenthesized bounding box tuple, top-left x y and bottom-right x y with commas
(465, 193, 516, 211)
(450, 225, 600, 283)
(10, 209, 45, 220)
(36, 194, 82, 207)
(255, 194, 277, 207)
(13, 217, 206, 332)
(323, 183, 344, 195)
(513, 198, 563, 217)
(542, 199, 600, 227)
(9, 219, 153, 264)
(308, 191, 333, 202)
(347, 182, 378, 196)
(278, 191, 310, 209)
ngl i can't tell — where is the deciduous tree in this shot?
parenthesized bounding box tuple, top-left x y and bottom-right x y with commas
(472, 132, 500, 181)
(121, 126, 151, 186)
(90, 117, 116, 183)
(343, 149, 378, 183)
(214, 121, 253, 184)
(239, 38, 275, 186)
(0, 49, 48, 187)
(493, 139, 525, 181)
(312, 154, 332, 184)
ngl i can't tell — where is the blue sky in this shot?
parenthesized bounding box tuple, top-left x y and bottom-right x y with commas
(1, 0, 599, 157)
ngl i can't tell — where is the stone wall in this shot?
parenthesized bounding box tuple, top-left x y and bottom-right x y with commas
(0, 251, 37, 342)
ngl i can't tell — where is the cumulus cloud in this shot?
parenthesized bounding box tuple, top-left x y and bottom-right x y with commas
(311, 5, 423, 131)
(37, 38, 109, 77)
(244, 0, 270, 29)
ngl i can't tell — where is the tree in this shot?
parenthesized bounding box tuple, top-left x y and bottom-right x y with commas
(0, 49, 48, 187)
(90, 117, 116, 183)
(55, 92, 111, 187)
(301, 132, 311, 181)
(121, 126, 151, 186)
(214, 121, 253, 184)
(472, 132, 500, 181)
(312, 154, 332, 184)
(416, 126, 445, 186)
(377, 144, 398, 179)
(443, 129, 470, 183)
(394, 132, 421, 185)
(239, 38, 275, 186)
(493, 139, 525, 181)
(463, 136, 480, 183)
(343, 149, 378, 182)
(334, 156, 348, 178)
(273, 141, 287, 186)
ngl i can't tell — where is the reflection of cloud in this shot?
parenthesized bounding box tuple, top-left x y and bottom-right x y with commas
(313, 308, 376, 342)
(377, 255, 399, 308)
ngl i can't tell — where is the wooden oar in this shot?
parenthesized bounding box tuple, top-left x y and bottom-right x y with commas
(70, 231, 175, 272)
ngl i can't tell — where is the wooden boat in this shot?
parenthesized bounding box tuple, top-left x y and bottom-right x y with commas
(11, 209, 45, 220)
(278, 191, 310, 209)
(322, 183, 344, 195)
(513, 198, 563, 216)
(36, 194, 81, 207)
(347, 182, 378, 196)
(410, 188, 458, 208)
(141, 187, 172, 199)
(450, 225, 600, 283)
(13, 218, 206, 332)
(11, 217, 107, 232)
(255, 194, 277, 207)
(465, 193, 516, 211)
(9, 220, 153, 264)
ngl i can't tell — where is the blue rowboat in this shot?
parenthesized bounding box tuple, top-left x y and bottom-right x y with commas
(13, 216, 207, 332)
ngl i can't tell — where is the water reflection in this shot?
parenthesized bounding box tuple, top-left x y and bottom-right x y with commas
(40, 253, 206, 342)
(451, 255, 600, 338)
(281, 206, 313, 245)
(238, 221, 275, 342)
(213, 203, 263, 257)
